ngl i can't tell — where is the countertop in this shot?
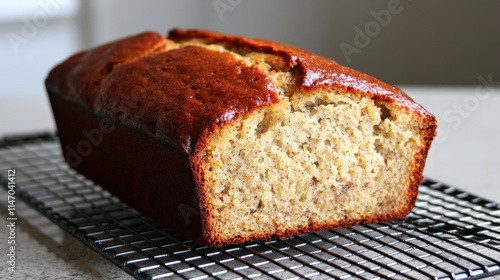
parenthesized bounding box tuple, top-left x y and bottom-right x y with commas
(0, 86, 499, 279)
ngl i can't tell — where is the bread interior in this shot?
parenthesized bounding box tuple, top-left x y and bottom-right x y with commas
(186, 44, 423, 240)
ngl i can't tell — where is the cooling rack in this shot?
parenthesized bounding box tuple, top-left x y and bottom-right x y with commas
(0, 133, 499, 280)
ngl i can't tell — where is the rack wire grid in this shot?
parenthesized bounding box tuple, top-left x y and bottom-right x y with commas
(0, 133, 499, 280)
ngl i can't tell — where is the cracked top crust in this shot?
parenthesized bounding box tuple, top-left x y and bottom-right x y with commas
(45, 29, 433, 154)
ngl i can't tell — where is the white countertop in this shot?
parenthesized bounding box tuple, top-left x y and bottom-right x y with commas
(0, 86, 499, 279)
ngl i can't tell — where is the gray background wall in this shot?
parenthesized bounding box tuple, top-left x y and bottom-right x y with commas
(1, 0, 499, 98)
(85, 0, 500, 86)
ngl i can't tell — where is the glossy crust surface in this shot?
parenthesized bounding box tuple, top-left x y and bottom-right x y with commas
(46, 29, 437, 247)
(169, 29, 431, 114)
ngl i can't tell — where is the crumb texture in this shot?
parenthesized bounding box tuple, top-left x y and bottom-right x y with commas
(201, 52, 424, 241)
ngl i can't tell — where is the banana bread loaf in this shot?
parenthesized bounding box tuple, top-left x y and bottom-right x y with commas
(45, 29, 437, 247)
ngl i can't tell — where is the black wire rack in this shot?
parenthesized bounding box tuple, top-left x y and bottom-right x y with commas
(0, 133, 499, 280)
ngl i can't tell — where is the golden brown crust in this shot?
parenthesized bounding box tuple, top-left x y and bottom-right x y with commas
(46, 33, 278, 154)
(46, 29, 437, 247)
(46, 32, 174, 107)
(168, 29, 433, 118)
(97, 45, 278, 153)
